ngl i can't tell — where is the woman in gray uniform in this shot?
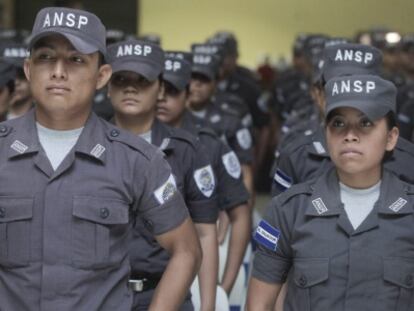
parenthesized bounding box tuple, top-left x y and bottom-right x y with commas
(246, 74, 414, 311)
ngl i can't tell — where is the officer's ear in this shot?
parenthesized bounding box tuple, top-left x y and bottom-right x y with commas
(23, 58, 31, 82)
(96, 64, 112, 90)
(385, 126, 399, 152)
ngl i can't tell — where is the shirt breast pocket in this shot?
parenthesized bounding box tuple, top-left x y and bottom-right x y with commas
(71, 196, 129, 269)
(381, 257, 414, 311)
(290, 257, 329, 310)
(0, 197, 33, 268)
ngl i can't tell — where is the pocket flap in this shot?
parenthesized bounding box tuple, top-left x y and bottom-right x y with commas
(294, 258, 329, 288)
(384, 257, 414, 289)
(73, 196, 129, 225)
(0, 197, 33, 223)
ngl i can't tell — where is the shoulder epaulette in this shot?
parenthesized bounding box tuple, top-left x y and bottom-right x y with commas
(276, 182, 313, 205)
(169, 127, 199, 149)
(104, 123, 158, 161)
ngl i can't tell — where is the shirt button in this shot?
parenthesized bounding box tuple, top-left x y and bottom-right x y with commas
(110, 129, 120, 137)
(100, 207, 110, 219)
(406, 275, 413, 286)
(298, 275, 307, 287)
(0, 207, 5, 218)
(0, 126, 7, 133)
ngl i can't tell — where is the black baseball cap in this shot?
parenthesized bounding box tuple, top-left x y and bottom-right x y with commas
(191, 53, 220, 81)
(28, 7, 106, 56)
(163, 56, 191, 91)
(321, 43, 382, 83)
(107, 39, 164, 82)
(325, 74, 396, 121)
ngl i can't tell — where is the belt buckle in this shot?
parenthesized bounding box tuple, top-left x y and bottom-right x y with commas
(129, 279, 145, 292)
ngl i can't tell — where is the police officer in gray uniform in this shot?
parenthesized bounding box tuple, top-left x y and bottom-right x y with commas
(271, 43, 414, 196)
(247, 74, 414, 311)
(157, 53, 251, 295)
(0, 7, 201, 311)
(106, 39, 219, 310)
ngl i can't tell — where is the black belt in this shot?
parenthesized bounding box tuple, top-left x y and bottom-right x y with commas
(128, 274, 162, 292)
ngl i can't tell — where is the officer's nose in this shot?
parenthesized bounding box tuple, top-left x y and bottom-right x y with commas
(344, 127, 359, 143)
(51, 60, 68, 81)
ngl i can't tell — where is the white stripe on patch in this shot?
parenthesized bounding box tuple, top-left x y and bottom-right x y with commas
(312, 198, 328, 214)
(90, 144, 105, 159)
(313, 142, 326, 154)
(11, 140, 28, 154)
(389, 198, 408, 213)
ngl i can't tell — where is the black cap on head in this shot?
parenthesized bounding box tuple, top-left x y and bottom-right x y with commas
(0, 42, 29, 68)
(28, 7, 106, 56)
(191, 43, 225, 64)
(163, 56, 191, 91)
(320, 43, 383, 83)
(107, 39, 164, 81)
(139, 34, 161, 46)
(207, 33, 238, 57)
(165, 50, 193, 64)
(192, 53, 220, 81)
(325, 74, 396, 121)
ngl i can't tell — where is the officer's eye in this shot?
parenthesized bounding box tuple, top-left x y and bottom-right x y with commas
(70, 55, 85, 64)
(360, 118, 373, 128)
(34, 52, 53, 61)
(330, 117, 345, 128)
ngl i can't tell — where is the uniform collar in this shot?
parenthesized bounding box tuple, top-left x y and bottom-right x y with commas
(7, 109, 107, 164)
(307, 125, 329, 158)
(307, 167, 343, 217)
(151, 119, 175, 152)
(307, 167, 413, 217)
(376, 168, 413, 215)
(7, 109, 41, 159)
(73, 112, 108, 164)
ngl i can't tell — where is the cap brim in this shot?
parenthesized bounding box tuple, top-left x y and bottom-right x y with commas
(28, 30, 102, 55)
(326, 99, 392, 121)
(163, 73, 188, 91)
(111, 61, 161, 82)
(192, 66, 215, 80)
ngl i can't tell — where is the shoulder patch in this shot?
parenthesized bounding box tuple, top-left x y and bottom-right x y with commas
(236, 128, 252, 150)
(193, 165, 215, 198)
(273, 168, 292, 191)
(222, 151, 241, 179)
(253, 220, 280, 251)
(154, 174, 178, 205)
(312, 141, 326, 154)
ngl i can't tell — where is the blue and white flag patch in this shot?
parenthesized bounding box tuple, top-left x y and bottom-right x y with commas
(274, 169, 292, 191)
(254, 220, 280, 251)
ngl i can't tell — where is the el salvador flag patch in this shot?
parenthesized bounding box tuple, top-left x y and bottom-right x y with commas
(274, 169, 292, 191)
(253, 220, 281, 251)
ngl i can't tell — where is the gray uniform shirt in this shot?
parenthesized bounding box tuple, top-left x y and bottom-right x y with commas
(0, 110, 189, 311)
(254, 167, 414, 311)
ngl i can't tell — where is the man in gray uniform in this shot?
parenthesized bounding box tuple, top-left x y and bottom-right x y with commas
(0, 7, 201, 311)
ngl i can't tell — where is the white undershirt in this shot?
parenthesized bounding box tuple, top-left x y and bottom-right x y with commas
(139, 130, 152, 144)
(339, 181, 381, 230)
(36, 122, 83, 170)
(191, 109, 207, 119)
